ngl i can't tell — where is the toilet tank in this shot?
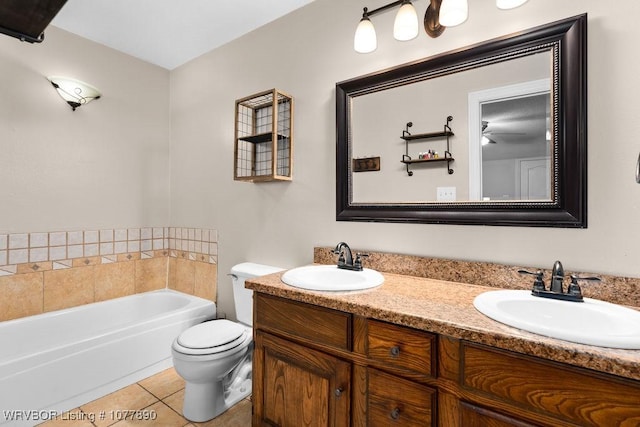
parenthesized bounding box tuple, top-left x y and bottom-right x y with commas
(230, 262, 283, 326)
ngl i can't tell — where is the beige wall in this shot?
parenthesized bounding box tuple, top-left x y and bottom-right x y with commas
(0, 26, 171, 232)
(170, 0, 640, 318)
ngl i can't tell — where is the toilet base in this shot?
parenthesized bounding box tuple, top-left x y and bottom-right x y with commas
(182, 375, 252, 422)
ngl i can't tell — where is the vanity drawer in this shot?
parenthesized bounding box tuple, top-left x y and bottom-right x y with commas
(368, 368, 436, 426)
(254, 293, 351, 351)
(367, 319, 436, 377)
(462, 343, 640, 426)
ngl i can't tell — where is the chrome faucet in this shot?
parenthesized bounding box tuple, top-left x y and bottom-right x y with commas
(332, 242, 367, 271)
(550, 260, 565, 293)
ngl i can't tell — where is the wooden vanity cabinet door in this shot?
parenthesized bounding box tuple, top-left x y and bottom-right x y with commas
(367, 368, 436, 426)
(253, 331, 351, 427)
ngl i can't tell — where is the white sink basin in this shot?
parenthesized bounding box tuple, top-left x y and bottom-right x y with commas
(281, 265, 384, 291)
(473, 290, 640, 349)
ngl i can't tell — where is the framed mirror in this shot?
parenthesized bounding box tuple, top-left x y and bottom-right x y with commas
(336, 14, 586, 227)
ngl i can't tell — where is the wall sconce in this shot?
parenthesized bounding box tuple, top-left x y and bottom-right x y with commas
(354, 0, 419, 53)
(355, 0, 528, 53)
(48, 76, 101, 111)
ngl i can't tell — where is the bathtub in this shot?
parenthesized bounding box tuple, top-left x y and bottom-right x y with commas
(0, 289, 216, 426)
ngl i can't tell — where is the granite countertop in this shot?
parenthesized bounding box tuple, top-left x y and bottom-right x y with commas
(247, 268, 640, 382)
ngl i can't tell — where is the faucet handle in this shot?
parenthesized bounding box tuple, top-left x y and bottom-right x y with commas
(567, 275, 601, 298)
(354, 253, 369, 270)
(570, 275, 601, 282)
(518, 269, 546, 292)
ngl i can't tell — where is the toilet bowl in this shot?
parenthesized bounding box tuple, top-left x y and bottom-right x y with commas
(171, 262, 283, 422)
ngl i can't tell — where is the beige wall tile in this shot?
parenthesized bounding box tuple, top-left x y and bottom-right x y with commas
(117, 252, 141, 262)
(17, 261, 52, 274)
(72, 256, 101, 268)
(94, 262, 135, 302)
(194, 262, 217, 302)
(167, 257, 177, 288)
(0, 272, 43, 321)
(168, 257, 195, 295)
(135, 257, 167, 293)
(44, 267, 95, 312)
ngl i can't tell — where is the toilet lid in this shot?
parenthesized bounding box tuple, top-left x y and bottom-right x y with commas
(177, 319, 246, 352)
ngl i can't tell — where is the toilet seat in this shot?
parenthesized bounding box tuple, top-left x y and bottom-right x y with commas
(173, 319, 250, 356)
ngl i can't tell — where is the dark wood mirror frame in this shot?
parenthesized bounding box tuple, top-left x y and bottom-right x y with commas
(336, 14, 586, 227)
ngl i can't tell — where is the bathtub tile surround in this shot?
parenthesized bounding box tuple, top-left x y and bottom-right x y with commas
(168, 257, 217, 301)
(0, 273, 43, 321)
(169, 227, 218, 264)
(44, 267, 96, 312)
(0, 227, 219, 322)
(0, 228, 170, 273)
(314, 247, 640, 307)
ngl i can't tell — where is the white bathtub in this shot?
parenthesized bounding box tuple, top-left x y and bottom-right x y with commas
(0, 289, 216, 426)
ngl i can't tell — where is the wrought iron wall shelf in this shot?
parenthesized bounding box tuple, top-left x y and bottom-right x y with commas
(400, 116, 454, 176)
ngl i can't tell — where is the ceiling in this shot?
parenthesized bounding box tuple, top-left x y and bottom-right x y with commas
(50, 0, 316, 70)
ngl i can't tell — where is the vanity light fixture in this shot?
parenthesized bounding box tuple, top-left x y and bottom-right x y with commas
(355, 0, 529, 53)
(354, 0, 418, 53)
(48, 76, 101, 111)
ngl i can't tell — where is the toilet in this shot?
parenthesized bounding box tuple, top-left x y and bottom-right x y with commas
(171, 262, 283, 422)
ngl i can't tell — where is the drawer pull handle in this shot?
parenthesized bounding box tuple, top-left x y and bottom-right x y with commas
(334, 387, 344, 397)
(390, 346, 400, 357)
(390, 407, 401, 420)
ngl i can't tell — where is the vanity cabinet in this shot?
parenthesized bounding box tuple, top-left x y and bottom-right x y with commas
(252, 292, 640, 427)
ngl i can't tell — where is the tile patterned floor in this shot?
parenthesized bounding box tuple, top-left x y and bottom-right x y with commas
(39, 368, 252, 427)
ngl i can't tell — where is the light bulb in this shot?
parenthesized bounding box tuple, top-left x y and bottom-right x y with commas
(393, 1, 419, 41)
(354, 17, 377, 53)
(439, 0, 468, 27)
